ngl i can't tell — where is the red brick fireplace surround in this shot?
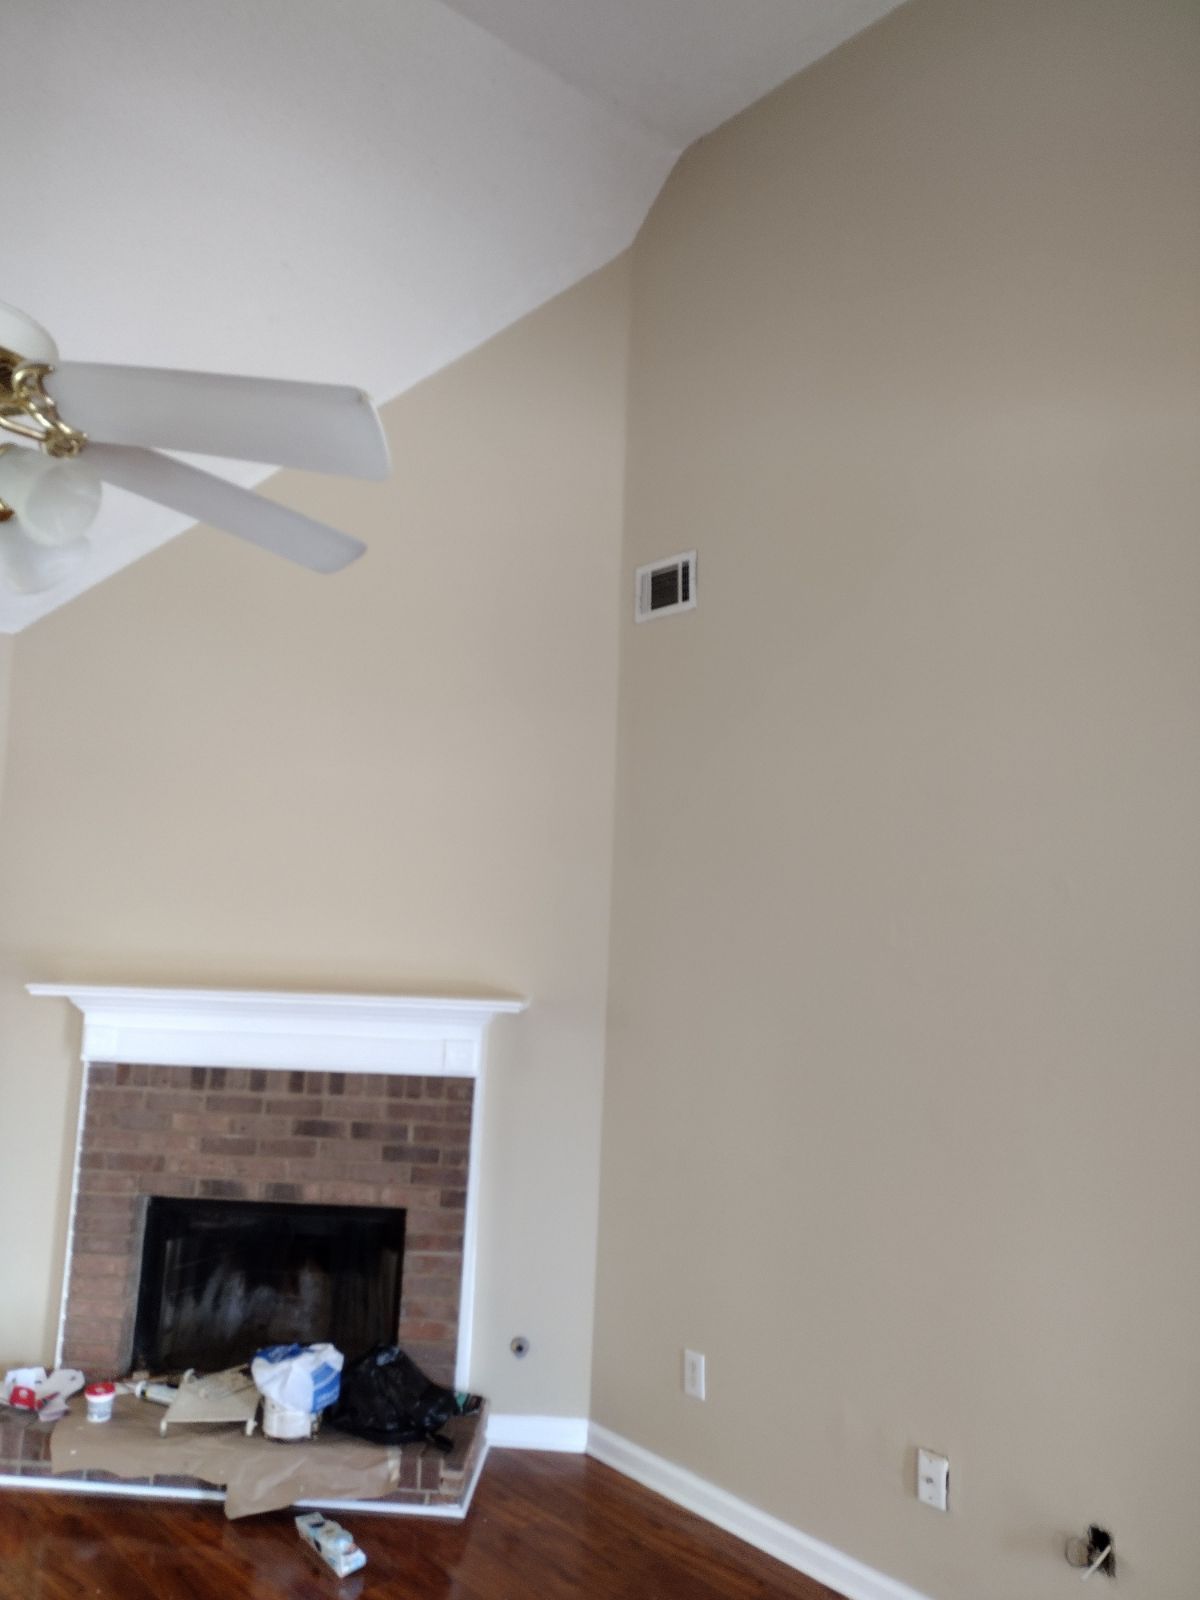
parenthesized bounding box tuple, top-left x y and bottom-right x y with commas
(31, 986, 527, 1393)
(66, 1063, 470, 1383)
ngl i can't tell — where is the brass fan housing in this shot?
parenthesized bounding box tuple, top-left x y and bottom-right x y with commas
(0, 345, 88, 521)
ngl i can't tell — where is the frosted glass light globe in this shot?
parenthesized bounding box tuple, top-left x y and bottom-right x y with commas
(0, 448, 103, 545)
(0, 523, 90, 595)
(0, 300, 59, 364)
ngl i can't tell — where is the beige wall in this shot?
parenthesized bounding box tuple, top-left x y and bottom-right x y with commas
(0, 257, 630, 1418)
(593, 3, 1200, 1598)
(0, 635, 12, 821)
(2, 4, 1198, 1592)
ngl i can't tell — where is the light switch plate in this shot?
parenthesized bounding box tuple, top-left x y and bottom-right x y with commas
(683, 1349, 705, 1400)
(917, 1447, 950, 1511)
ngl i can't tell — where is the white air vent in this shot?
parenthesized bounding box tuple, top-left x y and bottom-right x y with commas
(635, 551, 697, 623)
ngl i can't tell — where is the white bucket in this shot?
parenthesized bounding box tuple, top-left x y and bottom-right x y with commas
(262, 1396, 318, 1441)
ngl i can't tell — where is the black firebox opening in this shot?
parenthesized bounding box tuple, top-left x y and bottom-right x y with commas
(132, 1196, 405, 1373)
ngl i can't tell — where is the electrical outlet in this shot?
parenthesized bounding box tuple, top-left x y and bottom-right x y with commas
(916, 1448, 950, 1511)
(683, 1349, 706, 1400)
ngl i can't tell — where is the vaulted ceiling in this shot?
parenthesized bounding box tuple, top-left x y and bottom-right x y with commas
(2, 0, 901, 631)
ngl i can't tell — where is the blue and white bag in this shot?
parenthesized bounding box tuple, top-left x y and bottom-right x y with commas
(251, 1343, 344, 1417)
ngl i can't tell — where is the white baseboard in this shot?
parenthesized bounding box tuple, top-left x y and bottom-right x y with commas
(486, 1413, 590, 1452)
(587, 1424, 932, 1600)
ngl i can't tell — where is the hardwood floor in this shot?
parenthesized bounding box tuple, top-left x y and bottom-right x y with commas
(0, 1450, 842, 1599)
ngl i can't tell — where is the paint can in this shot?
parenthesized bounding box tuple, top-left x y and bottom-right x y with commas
(85, 1381, 116, 1422)
(262, 1395, 319, 1441)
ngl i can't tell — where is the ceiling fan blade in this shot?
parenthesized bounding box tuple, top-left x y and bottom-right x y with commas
(87, 444, 366, 573)
(47, 363, 391, 480)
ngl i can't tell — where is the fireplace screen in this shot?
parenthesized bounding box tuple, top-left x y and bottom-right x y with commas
(132, 1196, 405, 1373)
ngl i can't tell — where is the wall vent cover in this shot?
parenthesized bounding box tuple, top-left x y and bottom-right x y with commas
(635, 550, 697, 623)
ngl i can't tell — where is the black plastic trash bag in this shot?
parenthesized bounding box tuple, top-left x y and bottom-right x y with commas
(329, 1344, 482, 1451)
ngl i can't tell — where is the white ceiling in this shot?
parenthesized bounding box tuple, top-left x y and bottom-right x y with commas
(1, 0, 901, 632)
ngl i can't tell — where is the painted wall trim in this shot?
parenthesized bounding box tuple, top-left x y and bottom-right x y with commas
(52, 1062, 93, 1371)
(487, 1414, 591, 1452)
(26, 984, 528, 1073)
(587, 1424, 933, 1600)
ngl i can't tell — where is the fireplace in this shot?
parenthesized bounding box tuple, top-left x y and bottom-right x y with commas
(36, 986, 526, 1390)
(132, 1196, 406, 1372)
(60, 1062, 469, 1383)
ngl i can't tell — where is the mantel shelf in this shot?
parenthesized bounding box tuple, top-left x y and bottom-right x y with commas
(27, 984, 529, 1075)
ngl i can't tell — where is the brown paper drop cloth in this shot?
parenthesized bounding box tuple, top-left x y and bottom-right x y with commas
(51, 1394, 403, 1518)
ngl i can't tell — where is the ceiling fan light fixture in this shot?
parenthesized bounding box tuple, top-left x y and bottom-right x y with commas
(0, 521, 91, 596)
(0, 299, 389, 580)
(0, 300, 59, 367)
(0, 446, 103, 545)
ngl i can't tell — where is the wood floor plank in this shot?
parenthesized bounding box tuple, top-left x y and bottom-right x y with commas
(0, 1451, 842, 1599)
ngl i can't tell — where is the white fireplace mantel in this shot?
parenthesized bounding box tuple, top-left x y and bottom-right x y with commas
(27, 984, 528, 1075)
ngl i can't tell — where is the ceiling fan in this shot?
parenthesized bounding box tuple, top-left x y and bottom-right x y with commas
(0, 299, 390, 596)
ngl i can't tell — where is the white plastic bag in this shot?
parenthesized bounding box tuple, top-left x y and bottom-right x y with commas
(3, 1366, 48, 1401)
(251, 1343, 343, 1414)
(2, 1366, 85, 1418)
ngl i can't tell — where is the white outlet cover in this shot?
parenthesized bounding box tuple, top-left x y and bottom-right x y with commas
(683, 1349, 706, 1400)
(916, 1447, 950, 1511)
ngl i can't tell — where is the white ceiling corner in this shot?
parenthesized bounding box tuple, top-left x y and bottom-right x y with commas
(438, 0, 906, 147)
(1, 0, 902, 633)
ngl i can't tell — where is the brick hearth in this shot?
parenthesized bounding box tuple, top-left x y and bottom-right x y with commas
(63, 1064, 472, 1384)
(0, 1401, 487, 1511)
